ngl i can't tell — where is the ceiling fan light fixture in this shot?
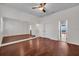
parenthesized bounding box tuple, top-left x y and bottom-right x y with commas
(39, 7, 44, 11)
(32, 3, 46, 13)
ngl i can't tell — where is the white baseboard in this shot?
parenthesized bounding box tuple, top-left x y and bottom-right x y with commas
(1, 36, 79, 47)
(67, 41, 79, 46)
(40, 36, 79, 46)
(0, 36, 39, 47)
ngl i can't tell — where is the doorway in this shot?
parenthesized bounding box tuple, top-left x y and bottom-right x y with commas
(59, 20, 68, 42)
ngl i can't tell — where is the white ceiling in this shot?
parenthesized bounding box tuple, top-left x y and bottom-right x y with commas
(1, 3, 79, 17)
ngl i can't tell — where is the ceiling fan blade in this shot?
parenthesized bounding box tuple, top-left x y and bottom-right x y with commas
(32, 3, 46, 13)
(42, 9, 46, 13)
(32, 7, 38, 9)
(40, 3, 46, 7)
(43, 3, 46, 6)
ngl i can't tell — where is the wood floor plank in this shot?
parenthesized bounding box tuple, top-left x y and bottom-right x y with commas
(0, 37, 79, 56)
(2, 34, 35, 44)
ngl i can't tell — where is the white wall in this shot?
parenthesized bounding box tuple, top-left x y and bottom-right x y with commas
(3, 17, 30, 36)
(0, 5, 41, 36)
(40, 5, 79, 45)
(0, 17, 3, 45)
(0, 5, 40, 45)
(0, 4, 79, 45)
(39, 13, 59, 40)
(0, 5, 40, 23)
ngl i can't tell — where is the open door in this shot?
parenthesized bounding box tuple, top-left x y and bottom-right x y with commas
(59, 20, 68, 42)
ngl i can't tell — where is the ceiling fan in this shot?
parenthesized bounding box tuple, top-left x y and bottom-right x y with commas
(32, 3, 46, 13)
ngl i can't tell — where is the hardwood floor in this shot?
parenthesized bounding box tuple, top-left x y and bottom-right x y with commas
(2, 34, 35, 44)
(0, 37, 79, 56)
